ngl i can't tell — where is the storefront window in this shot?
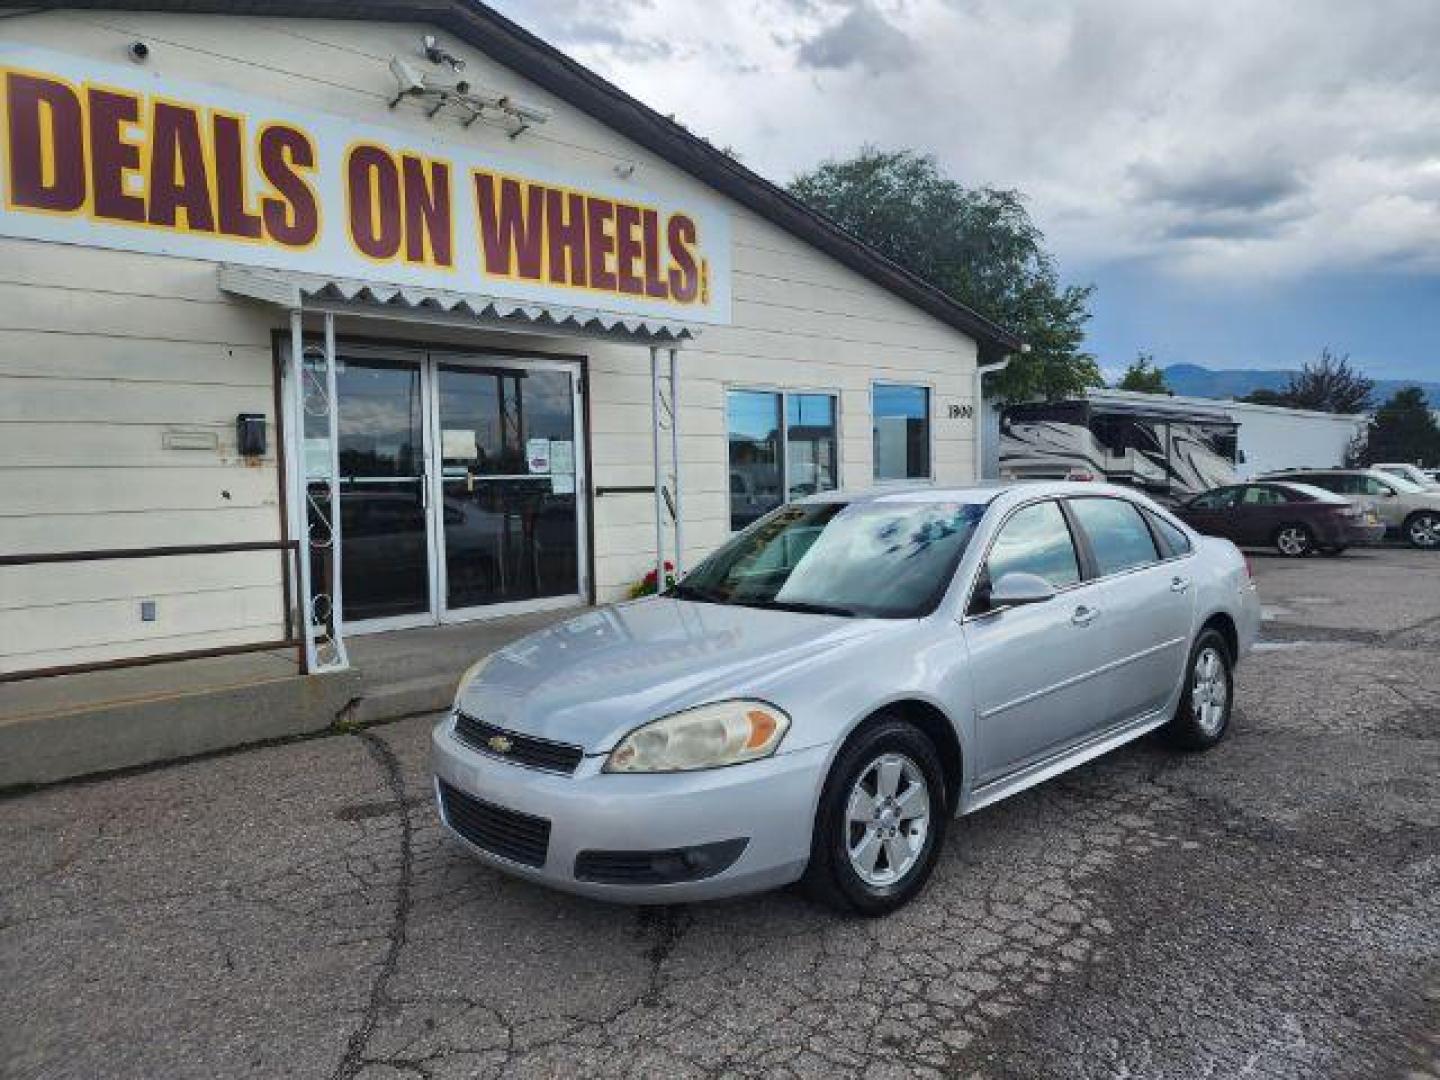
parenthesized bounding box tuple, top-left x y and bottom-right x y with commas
(873, 383, 931, 481)
(786, 393, 838, 500)
(728, 389, 839, 531)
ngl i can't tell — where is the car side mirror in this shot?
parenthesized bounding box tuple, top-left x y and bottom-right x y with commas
(988, 572, 1057, 609)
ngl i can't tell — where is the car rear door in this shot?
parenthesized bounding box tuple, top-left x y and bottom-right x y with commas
(960, 499, 1108, 785)
(1067, 496, 1195, 726)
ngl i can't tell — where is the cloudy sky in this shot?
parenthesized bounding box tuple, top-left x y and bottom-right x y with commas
(489, 0, 1440, 382)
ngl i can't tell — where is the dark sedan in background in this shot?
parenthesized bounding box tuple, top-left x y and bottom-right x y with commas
(1176, 481, 1385, 557)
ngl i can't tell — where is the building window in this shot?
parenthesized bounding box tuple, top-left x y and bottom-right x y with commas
(873, 383, 931, 480)
(727, 389, 839, 531)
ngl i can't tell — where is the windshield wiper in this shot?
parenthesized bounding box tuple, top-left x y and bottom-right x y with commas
(669, 582, 728, 604)
(733, 598, 858, 617)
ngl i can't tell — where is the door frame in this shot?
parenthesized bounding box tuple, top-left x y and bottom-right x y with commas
(278, 331, 592, 637)
(426, 350, 590, 626)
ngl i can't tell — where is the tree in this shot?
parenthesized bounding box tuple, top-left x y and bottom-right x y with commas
(1238, 348, 1375, 413)
(788, 148, 1101, 403)
(1115, 352, 1171, 394)
(1359, 388, 1440, 467)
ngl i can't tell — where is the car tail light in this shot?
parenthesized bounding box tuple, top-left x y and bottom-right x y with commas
(1243, 554, 1254, 580)
(1065, 469, 1096, 482)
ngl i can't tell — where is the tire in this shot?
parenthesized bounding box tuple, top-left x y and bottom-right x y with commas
(1163, 628, 1234, 752)
(1273, 523, 1314, 557)
(803, 717, 948, 916)
(1404, 512, 1440, 550)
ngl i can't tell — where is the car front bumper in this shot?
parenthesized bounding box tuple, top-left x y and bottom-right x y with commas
(1344, 520, 1388, 546)
(431, 715, 828, 903)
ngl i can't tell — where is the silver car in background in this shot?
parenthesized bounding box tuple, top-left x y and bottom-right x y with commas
(433, 482, 1260, 915)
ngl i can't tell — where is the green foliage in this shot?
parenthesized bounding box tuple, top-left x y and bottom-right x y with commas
(1238, 349, 1375, 413)
(788, 148, 1101, 403)
(1359, 387, 1440, 467)
(1115, 352, 1171, 395)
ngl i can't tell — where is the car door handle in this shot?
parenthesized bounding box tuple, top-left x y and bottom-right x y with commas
(1171, 576, 1191, 593)
(1071, 605, 1100, 627)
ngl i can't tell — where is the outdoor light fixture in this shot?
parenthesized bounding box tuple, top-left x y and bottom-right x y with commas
(388, 55, 552, 136)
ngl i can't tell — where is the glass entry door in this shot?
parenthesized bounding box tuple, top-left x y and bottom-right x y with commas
(335, 353, 433, 626)
(318, 344, 586, 631)
(432, 361, 584, 616)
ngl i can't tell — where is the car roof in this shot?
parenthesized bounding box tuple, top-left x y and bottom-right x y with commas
(802, 480, 1152, 506)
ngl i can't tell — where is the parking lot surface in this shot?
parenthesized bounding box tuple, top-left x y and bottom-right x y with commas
(3, 547, 1438, 1080)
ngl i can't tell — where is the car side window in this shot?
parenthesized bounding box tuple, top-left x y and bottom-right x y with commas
(1242, 485, 1286, 506)
(972, 501, 1080, 614)
(1191, 487, 1239, 509)
(1361, 477, 1394, 497)
(1069, 498, 1160, 576)
(1147, 510, 1192, 556)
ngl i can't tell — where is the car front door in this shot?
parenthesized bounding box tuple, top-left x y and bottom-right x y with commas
(1179, 486, 1241, 540)
(1067, 496, 1195, 725)
(961, 499, 1108, 785)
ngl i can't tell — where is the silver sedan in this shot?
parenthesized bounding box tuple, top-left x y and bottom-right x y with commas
(432, 482, 1260, 915)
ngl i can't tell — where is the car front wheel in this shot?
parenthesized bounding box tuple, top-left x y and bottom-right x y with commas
(803, 718, 947, 916)
(1163, 629, 1234, 751)
(1405, 512, 1440, 550)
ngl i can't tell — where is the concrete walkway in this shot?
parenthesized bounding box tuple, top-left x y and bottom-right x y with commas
(0, 606, 581, 788)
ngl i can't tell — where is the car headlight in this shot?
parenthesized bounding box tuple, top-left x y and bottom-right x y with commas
(604, 700, 791, 773)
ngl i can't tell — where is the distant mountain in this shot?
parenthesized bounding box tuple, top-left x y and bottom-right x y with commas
(1161, 363, 1440, 406)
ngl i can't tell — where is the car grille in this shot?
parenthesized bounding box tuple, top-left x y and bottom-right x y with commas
(454, 711, 584, 775)
(438, 780, 551, 868)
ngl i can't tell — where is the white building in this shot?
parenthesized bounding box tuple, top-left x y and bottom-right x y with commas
(0, 2, 1020, 681)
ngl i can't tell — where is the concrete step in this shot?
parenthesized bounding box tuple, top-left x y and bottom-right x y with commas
(0, 667, 361, 789)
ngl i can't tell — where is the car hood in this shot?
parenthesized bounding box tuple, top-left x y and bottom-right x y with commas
(453, 598, 893, 753)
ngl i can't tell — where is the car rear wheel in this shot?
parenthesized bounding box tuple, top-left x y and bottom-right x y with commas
(803, 717, 947, 916)
(1404, 512, 1440, 550)
(1163, 628, 1234, 751)
(1274, 524, 1314, 557)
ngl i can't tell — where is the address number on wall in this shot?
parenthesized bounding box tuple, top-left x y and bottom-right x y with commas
(948, 403, 975, 419)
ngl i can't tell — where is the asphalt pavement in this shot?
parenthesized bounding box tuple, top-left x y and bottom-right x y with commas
(3, 546, 1437, 1079)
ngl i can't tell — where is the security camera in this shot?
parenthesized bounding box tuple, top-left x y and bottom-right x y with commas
(128, 40, 149, 63)
(421, 34, 465, 72)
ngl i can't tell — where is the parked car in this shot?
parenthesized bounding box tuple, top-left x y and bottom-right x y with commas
(1175, 480, 1385, 557)
(1261, 468, 1440, 549)
(433, 482, 1260, 915)
(1373, 463, 1440, 491)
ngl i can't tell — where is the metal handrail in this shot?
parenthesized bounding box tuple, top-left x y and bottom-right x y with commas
(0, 541, 305, 684)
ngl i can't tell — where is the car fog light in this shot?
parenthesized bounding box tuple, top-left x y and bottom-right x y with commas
(604, 700, 791, 773)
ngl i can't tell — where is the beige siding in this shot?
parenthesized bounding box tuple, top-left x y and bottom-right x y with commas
(1, 10, 985, 666)
(0, 240, 284, 674)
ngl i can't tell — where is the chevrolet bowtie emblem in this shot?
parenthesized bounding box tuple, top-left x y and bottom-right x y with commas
(487, 734, 514, 754)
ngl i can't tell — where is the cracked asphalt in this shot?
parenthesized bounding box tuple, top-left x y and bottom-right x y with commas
(3, 547, 1438, 1079)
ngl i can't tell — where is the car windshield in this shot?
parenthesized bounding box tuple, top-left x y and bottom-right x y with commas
(673, 498, 989, 618)
(1378, 472, 1424, 493)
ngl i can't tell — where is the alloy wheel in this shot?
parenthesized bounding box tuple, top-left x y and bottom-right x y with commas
(845, 753, 930, 887)
(1276, 526, 1311, 556)
(1191, 646, 1229, 736)
(1409, 514, 1440, 549)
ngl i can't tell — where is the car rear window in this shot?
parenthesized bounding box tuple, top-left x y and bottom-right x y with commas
(1069, 497, 1160, 576)
(1146, 510, 1192, 556)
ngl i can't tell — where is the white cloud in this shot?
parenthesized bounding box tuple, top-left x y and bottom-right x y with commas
(487, 0, 1440, 285)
